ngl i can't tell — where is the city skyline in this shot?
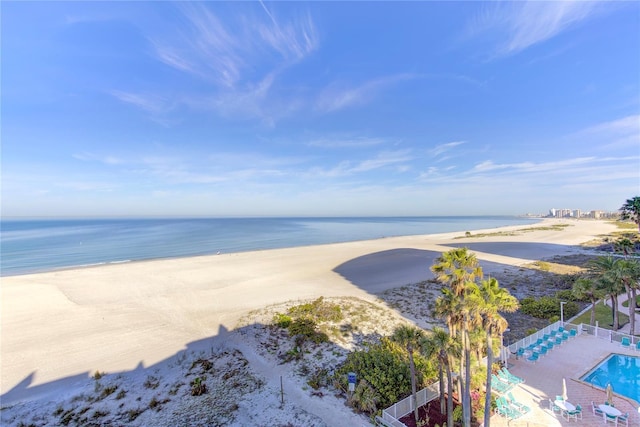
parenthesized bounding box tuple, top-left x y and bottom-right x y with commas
(2, 2, 639, 217)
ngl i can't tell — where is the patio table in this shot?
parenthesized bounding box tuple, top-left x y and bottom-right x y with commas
(598, 404, 622, 423)
(555, 400, 575, 412)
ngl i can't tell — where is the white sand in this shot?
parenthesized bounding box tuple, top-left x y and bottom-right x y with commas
(0, 218, 616, 416)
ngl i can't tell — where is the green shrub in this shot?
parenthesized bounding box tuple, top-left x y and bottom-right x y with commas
(273, 313, 293, 328)
(520, 296, 579, 319)
(334, 338, 435, 413)
(287, 318, 328, 344)
(287, 297, 343, 322)
(190, 377, 207, 396)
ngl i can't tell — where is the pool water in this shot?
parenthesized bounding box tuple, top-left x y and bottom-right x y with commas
(581, 354, 640, 403)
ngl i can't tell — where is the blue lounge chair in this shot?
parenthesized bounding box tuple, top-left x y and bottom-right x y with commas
(621, 337, 631, 348)
(636, 341, 640, 351)
(516, 347, 525, 359)
(506, 392, 531, 414)
(527, 352, 539, 363)
(555, 337, 562, 345)
(569, 329, 577, 337)
(500, 368, 524, 384)
(546, 340, 554, 349)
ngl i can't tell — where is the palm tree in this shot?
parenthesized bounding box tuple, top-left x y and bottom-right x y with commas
(422, 327, 459, 427)
(572, 277, 605, 326)
(619, 196, 640, 232)
(431, 247, 483, 427)
(615, 237, 635, 256)
(588, 256, 625, 330)
(392, 325, 425, 424)
(618, 259, 640, 335)
(473, 277, 519, 427)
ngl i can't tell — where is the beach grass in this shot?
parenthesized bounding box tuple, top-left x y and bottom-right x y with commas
(456, 223, 571, 239)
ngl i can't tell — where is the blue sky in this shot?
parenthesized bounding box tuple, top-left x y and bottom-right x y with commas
(2, 1, 639, 217)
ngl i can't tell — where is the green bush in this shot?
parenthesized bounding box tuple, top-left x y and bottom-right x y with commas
(334, 338, 435, 413)
(287, 318, 329, 345)
(273, 313, 292, 328)
(287, 296, 343, 322)
(520, 296, 579, 319)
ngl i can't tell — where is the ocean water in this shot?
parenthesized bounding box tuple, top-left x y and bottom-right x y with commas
(0, 216, 540, 276)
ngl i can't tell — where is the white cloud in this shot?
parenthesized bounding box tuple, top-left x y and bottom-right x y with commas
(307, 136, 387, 148)
(468, 1, 605, 57)
(316, 74, 416, 112)
(429, 141, 466, 157)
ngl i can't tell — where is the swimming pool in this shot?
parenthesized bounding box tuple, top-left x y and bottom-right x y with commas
(581, 354, 640, 403)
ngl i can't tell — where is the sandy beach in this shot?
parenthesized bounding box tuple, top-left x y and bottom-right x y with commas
(0, 218, 618, 424)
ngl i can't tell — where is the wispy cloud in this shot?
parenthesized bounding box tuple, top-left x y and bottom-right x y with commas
(574, 114, 640, 149)
(429, 141, 466, 157)
(307, 135, 387, 148)
(467, 1, 604, 57)
(110, 90, 170, 115)
(150, 3, 318, 88)
(316, 74, 416, 113)
(307, 150, 413, 178)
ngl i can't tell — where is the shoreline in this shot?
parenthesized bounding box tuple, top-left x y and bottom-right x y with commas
(1, 215, 543, 278)
(0, 218, 617, 404)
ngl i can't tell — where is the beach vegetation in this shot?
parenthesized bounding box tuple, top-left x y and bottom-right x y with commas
(335, 337, 435, 415)
(273, 313, 293, 328)
(127, 408, 143, 421)
(115, 389, 127, 400)
(619, 196, 640, 232)
(143, 375, 160, 389)
(92, 409, 109, 418)
(99, 384, 118, 399)
(287, 296, 343, 322)
(190, 376, 207, 396)
(92, 371, 105, 380)
(519, 296, 578, 319)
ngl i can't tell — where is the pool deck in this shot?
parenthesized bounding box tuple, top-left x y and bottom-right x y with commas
(490, 333, 640, 427)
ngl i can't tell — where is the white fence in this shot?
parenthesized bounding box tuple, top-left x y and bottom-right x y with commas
(379, 382, 440, 427)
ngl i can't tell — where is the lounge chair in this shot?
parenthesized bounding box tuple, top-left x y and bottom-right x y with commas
(491, 375, 513, 393)
(555, 337, 563, 345)
(539, 346, 548, 356)
(516, 347, 525, 359)
(621, 337, 630, 348)
(567, 404, 582, 421)
(500, 368, 524, 384)
(592, 401, 604, 417)
(636, 341, 640, 351)
(496, 396, 521, 419)
(527, 352, 539, 363)
(569, 329, 577, 337)
(506, 392, 531, 413)
(546, 340, 555, 349)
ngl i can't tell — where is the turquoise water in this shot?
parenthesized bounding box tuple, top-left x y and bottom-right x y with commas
(581, 354, 640, 403)
(0, 216, 539, 276)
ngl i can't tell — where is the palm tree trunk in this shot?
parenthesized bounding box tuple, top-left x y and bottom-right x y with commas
(612, 295, 620, 330)
(484, 332, 493, 427)
(438, 362, 445, 415)
(463, 326, 472, 427)
(626, 286, 635, 335)
(631, 287, 637, 335)
(409, 349, 418, 424)
(446, 361, 454, 427)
